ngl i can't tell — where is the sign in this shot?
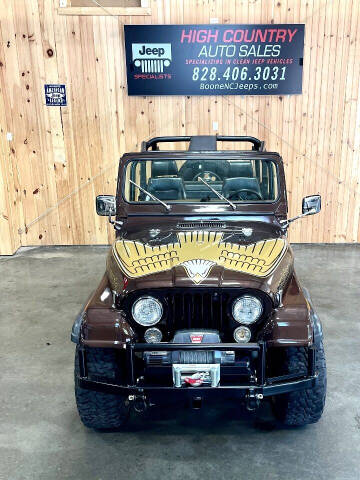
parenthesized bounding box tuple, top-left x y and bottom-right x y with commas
(125, 24, 304, 96)
(44, 84, 67, 106)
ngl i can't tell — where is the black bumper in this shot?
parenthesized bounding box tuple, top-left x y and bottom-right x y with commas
(76, 341, 317, 398)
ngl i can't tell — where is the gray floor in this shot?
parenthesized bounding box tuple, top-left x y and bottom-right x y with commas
(1, 245, 360, 480)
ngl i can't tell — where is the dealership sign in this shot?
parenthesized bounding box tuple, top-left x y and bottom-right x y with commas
(124, 24, 304, 96)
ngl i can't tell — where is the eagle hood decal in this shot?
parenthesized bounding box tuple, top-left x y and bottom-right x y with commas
(113, 231, 287, 284)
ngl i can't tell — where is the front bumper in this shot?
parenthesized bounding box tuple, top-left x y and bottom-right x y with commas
(76, 341, 317, 401)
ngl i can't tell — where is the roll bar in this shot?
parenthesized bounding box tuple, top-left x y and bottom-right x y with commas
(141, 135, 265, 152)
(217, 135, 264, 151)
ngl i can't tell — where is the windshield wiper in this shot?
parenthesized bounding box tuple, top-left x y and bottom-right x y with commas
(129, 180, 171, 211)
(199, 177, 236, 210)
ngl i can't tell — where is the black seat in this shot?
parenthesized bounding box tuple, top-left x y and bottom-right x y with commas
(222, 177, 262, 200)
(179, 160, 229, 181)
(147, 177, 186, 200)
(151, 160, 178, 177)
(228, 161, 253, 178)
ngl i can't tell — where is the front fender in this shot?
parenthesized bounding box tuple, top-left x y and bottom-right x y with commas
(261, 274, 318, 347)
(71, 274, 135, 347)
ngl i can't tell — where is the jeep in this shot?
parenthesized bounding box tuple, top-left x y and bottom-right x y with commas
(71, 135, 326, 429)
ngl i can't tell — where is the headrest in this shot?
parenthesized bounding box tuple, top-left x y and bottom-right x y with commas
(228, 161, 253, 178)
(151, 160, 178, 177)
(147, 177, 186, 200)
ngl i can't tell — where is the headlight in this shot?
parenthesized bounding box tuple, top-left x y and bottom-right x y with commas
(232, 295, 263, 325)
(132, 296, 163, 326)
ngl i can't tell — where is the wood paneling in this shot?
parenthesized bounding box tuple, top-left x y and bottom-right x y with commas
(0, 0, 359, 254)
(57, 7, 151, 16)
(70, 1, 141, 6)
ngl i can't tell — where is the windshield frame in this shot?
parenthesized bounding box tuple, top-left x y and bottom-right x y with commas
(121, 155, 280, 207)
(116, 151, 287, 218)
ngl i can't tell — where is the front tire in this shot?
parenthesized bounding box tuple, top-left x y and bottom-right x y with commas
(74, 346, 130, 429)
(273, 341, 327, 426)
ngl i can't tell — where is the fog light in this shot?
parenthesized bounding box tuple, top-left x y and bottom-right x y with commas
(234, 326, 251, 343)
(144, 327, 162, 343)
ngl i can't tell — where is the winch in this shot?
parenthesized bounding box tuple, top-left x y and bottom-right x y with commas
(143, 330, 236, 388)
(143, 330, 235, 367)
(143, 349, 235, 366)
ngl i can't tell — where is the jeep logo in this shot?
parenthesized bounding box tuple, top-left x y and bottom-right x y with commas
(139, 45, 165, 57)
(132, 43, 172, 73)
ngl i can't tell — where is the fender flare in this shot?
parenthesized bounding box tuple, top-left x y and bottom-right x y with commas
(302, 287, 323, 346)
(71, 293, 93, 344)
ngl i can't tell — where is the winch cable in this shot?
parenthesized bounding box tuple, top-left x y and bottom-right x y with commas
(223, 96, 360, 198)
(17, 109, 183, 235)
(20, 99, 358, 236)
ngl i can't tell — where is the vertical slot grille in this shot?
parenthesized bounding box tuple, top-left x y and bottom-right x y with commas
(166, 290, 229, 331)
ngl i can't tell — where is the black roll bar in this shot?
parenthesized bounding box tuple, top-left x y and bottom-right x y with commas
(216, 135, 264, 151)
(141, 135, 265, 152)
(141, 136, 191, 151)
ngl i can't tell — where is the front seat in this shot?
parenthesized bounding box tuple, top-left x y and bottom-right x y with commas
(147, 177, 186, 200)
(151, 160, 178, 177)
(222, 177, 262, 200)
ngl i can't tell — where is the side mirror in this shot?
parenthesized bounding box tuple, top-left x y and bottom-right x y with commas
(302, 195, 321, 215)
(96, 195, 116, 216)
(280, 194, 321, 229)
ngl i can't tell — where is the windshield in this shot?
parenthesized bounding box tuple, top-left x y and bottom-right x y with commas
(124, 158, 278, 203)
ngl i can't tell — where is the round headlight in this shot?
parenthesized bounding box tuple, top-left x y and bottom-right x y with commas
(232, 295, 263, 325)
(132, 296, 163, 326)
(144, 327, 163, 343)
(234, 326, 252, 343)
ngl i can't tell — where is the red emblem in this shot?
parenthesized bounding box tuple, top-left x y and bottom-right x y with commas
(190, 334, 204, 343)
(184, 373, 204, 386)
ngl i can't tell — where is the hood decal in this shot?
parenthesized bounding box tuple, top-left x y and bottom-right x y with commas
(113, 231, 287, 284)
(181, 259, 216, 284)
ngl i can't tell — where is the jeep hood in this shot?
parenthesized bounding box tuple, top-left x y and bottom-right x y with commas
(107, 221, 294, 297)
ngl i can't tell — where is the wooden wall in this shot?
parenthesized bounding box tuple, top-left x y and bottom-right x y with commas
(0, 0, 359, 254)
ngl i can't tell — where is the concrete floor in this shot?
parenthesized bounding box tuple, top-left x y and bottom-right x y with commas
(1, 244, 360, 480)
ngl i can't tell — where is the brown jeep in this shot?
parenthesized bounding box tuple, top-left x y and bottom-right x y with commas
(71, 135, 326, 429)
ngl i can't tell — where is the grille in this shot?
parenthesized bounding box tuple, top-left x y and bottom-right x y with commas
(121, 288, 271, 342)
(177, 221, 226, 229)
(137, 59, 168, 73)
(165, 290, 231, 332)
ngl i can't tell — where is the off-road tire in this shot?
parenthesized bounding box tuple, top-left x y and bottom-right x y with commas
(273, 341, 326, 426)
(75, 346, 130, 429)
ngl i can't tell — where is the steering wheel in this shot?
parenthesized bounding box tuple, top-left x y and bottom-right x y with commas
(228, 189, 263, 201)
(192, 171, 222, 182)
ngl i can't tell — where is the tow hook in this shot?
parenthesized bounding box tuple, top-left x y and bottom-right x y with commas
(128, 394, 148, 413)
(246, 390, 263, 411)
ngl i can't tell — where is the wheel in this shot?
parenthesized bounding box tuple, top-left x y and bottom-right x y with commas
(272, 341, 327, 426)
(74, 346, 130, 430)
